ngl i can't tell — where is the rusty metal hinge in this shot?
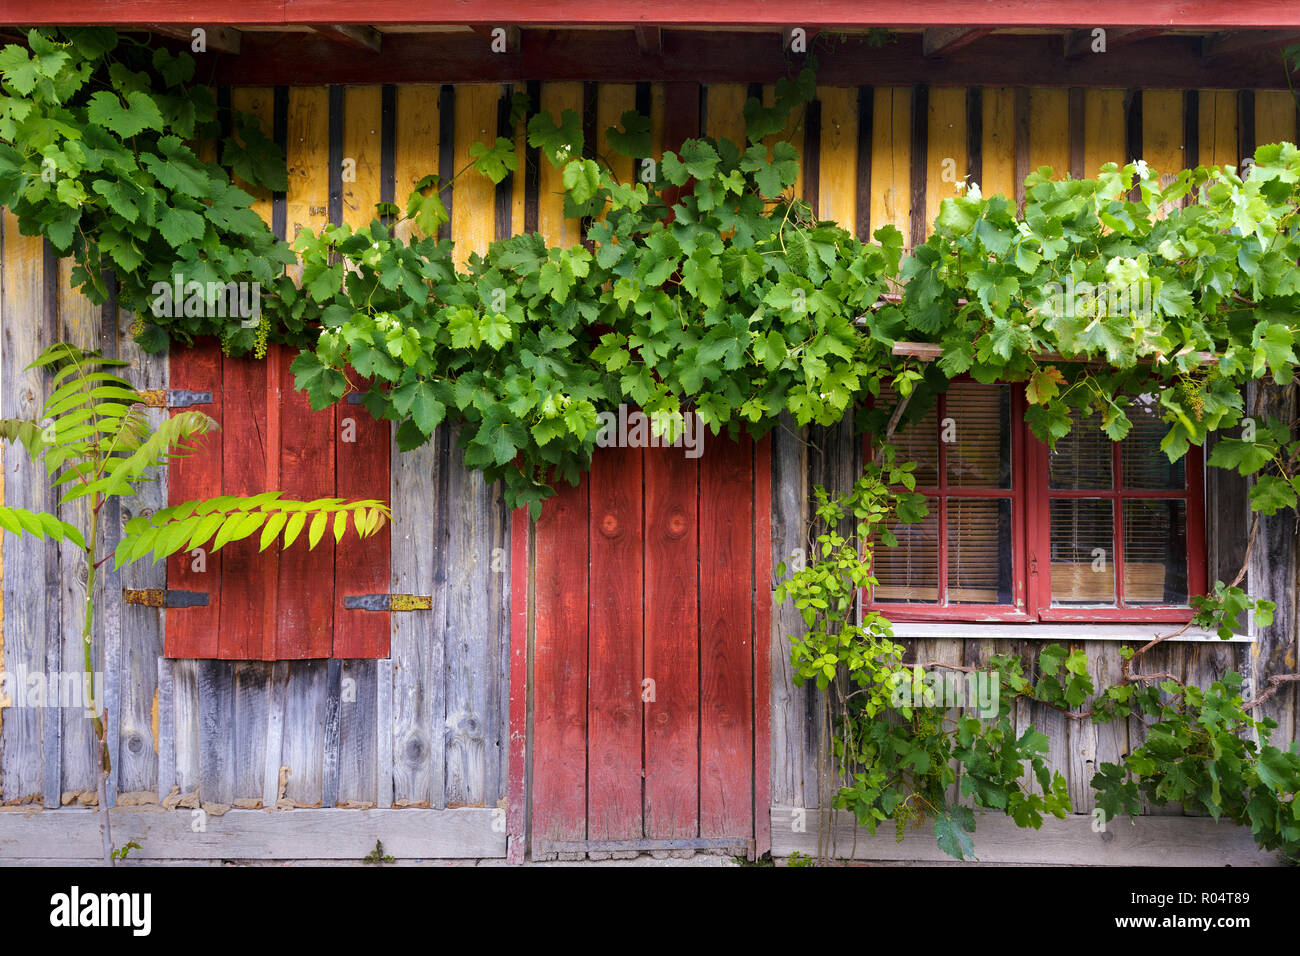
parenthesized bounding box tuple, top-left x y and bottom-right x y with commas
(344, 593, 432, 612)
(139, 389, 214, 408)
(124, 589, 210, 608)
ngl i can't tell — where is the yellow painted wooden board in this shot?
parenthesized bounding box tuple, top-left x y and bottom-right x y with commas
(870, 87, 910, 246)
(816, 86, 857, 234)
(1198, 91, 1238, 169)
(597, 83, 637, 225)
(926, 86, 967, 242)
(342, 86, 384, 231)
(980, 88, 1017, 203)
(538, 83, 583, 248)
(1083, 89, 1126, 178)
(452, 84, 502, 264)
(1256, 91, 1298, 150)
(285, 87, 330, 245)
(230, 88, 275, 224)
(1028, 88, 1070, 180)
(704, 84, 747, 149)
(1143, 90, 1185, 185)
(394, 85, 440, 245)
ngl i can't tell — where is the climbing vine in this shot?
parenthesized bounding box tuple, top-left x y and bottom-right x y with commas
(2, 27, 1299, 861)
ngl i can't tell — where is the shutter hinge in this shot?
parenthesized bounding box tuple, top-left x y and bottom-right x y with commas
(139, 389, 214, 408)
(124, 589, 210, 608)
(344, 593, 432, 612)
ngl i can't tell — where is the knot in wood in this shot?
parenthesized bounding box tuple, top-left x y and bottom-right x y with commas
(599, 512, 620, 537)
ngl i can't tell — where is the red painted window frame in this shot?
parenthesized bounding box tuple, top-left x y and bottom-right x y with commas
(863, 382, 1207, 625)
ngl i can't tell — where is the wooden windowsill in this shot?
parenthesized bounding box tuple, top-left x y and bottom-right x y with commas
(887, 622, 1252, 643)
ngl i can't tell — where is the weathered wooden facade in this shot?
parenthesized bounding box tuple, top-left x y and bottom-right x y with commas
(2, 5, 1299, 864)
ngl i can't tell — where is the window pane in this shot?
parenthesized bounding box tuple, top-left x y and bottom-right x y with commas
(1121, 394, 1185, 489)
(947, 498, 1012, 604)
(873, 496, 938, 603)
(1123, 499, 1188, 604)
(1049, 498, 1116, 604)
(888, 397, 938, 487)
(946, 384, 1011, 488)
(1049, 408, 1112, 489)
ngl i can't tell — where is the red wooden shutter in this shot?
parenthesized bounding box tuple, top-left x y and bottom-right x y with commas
(163, 339, 391, 659)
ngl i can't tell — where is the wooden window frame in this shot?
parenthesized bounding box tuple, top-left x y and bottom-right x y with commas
(864, 382, 1208, 625)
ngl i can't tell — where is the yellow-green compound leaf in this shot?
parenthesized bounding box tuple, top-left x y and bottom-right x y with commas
(307, 511, 328, 550)
(259, 511, 288, 551)
(283, 511, 307, 549)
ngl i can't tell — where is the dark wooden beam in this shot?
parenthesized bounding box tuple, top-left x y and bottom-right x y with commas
(922, 28, 989, 57)
(1202, 29, 1300, 59)
(203, 29, 1294, 90)
(1064, 27, 1165, 59)
(147, 24, 241, 54)
(19, 1, 1300, 29)
(310, 25, 382, 53)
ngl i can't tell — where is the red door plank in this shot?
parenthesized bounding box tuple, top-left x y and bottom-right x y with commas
(752, 435, 773, 858)
(586, 445, 643, 841)
(698, 433, 754, 839)
(642, 444, 699, 838)
(531, 476, 589, 850)
(274, 350, 336, 659)
(332, 383, 391, 658)
(216, 347, 269, 660)
(165, 339, 224, 658)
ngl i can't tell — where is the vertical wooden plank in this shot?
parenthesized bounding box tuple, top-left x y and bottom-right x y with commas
(1083, 89, 1127, 178)
(523, 80, 542, 235)
(530, 477, 589, 853)
(197, 660, 235, 805)
(925, 86, 966, 240)
(539, 83, 584, 247)
(1029, 87, 1071, 179)
(966, 87, 983, 191)
(118, 310, 166, 795)
(1013, 87, 1031, 210)
(274, 352, 335, 659)
(587, 445, 643, 841)
(1196, 90, 1237, 169)
(855, 86, 873, 240)
(1143, 90, 1186, 184)
(597, 84, 637, 194)
(98, 280, 123, 808)
(506, 506, 529, 862)
(231, 87, 276, 222)
(644, 448, 700, 838)
(699, 434, 755, 839)
(443, 422, 500, 806)
(155, 658, 175, 800)
(172, 659, 200, 797)
(393, 84, 439, 245)
(231, 662, 269, 803)
(260, 660, 288, 807)
(341, 85, 383, 228)
(870, 87, 911, 247)
(815, 86, 857, 232)
(1068, 87, 1086, 179)
(337, 659, 377, 804)
(980, 88, 1016, 201)
(0, 212, 49, 804)
(280, 661, 327, 806)
(165, 341, 223, 658)
(769, 414, 809, 812)
(216, 351, 267, 660)
(286, 87, 331, 247)
(704, 84, 748, 152)
(57, 258, 99, 799)
(908, 85, 928, 250)
(1255, 91, 1298, 152)
(753, 436, 773, 858)
(452, 84, 501, 265)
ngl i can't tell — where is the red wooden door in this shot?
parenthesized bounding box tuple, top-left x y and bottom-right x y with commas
(517, 432, 771, 859)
